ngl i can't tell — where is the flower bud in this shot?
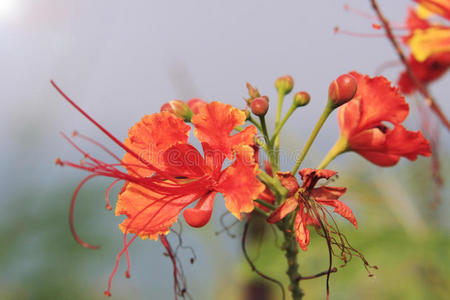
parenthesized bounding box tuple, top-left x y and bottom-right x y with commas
(250, 97, 269, 116)
(187, 98, 207, 115)
(275, 75, 294, 95)
(160, 100, 193, 122)
(246, 82, 261, 99)
(293, 91, 310, 107)
(328, 74, 357, 107)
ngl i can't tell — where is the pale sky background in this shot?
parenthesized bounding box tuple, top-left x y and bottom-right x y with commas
(0, 0, 448, 299)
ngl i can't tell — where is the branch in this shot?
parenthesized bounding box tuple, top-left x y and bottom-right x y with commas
(369, 0, 450, 130)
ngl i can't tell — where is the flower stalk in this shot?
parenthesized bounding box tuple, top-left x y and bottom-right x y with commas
(291, 102, 334, 174)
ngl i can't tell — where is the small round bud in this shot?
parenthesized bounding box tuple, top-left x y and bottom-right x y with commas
(160, 100, 193, 121)
(275, 75, 294, 95)
(328, 74, 357, 107)
(250, 97, 269, 116)
(293, 91, 310, 107)
(187, 98, 207, 115)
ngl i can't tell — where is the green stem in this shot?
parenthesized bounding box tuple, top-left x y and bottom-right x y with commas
(317, 135, 349, 169)
(274, 92, 286, 170)
(257, 171, 288, 204)
(283, 228, 304, 299)
(271, 104, 296, 145)
(291, 103, 334, 174)
(255, 198, 276, 211)
(259, 115, 276, 167)
(253, 206, 269, 217)
(248, 115, 263, 132)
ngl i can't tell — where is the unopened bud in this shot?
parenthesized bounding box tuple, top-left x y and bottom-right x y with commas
(293, 91, 310, 107)
(250, 97, 269, 116)
(187, 98, 207, 115)
(275, 75, 294, 95)
(246, 82, 261, 100)
(160, 100, 193, 121)
(328, 74, 357, 107)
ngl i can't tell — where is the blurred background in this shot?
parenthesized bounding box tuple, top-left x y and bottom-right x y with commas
(0, 0, 448, 299)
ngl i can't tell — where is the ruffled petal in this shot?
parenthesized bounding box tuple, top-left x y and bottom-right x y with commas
(383, 125, 432, 160)
(295, 211, 311, 251)
(122, 112, 190, 177)
(183, 192, 217, 228)
(217, 145, 265, 220)
(299, 168, 337, 189)
(115, 182, 202, 240)
(191, 102, 256, 159)
(348, 72, 409, 130)
(267, 196, 298, 224)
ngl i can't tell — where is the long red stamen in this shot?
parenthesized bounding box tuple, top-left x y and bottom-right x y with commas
(70, 174, 101, 249)
(334, 26, 395, 37)
(52, 81, 178, 179)
(73, 131, 122, 162)
(104, 179, 121, 211)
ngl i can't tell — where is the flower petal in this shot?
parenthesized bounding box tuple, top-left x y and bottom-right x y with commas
(276, 172, 300, 197)
(348, 127, 387, 150)
(316, 197, 358, 229)
(414, 0, 450, 21)
(217, 145, 265, 220)
(338, 97, 361, 138)
(347, 72, 409, 130)
(191, 102, 256, 159)
(115, 182, 202, 240)
(267, 196, 298, 224)
(162, 143, 207, 178)
(122, 112, 191, 177)
(383, 125, 432, 160)
(311, 186, 347, 201)
(409, 27, 450, 62)
(397, 53, 450, 95)
(295, 211, 311, 251)
(183, 192, 217, 228)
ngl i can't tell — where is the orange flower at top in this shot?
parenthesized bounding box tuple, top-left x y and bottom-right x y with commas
(267, 169, 356, 251)
(338, 72, 431, 166)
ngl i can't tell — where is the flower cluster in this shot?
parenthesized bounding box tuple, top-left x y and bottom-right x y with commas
(54, 69, 431, 299)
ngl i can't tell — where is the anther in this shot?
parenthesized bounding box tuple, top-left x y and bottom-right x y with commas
(55, 158, 63, 166)
(104, 291, 112, 297)
(125, 271, 130, 278)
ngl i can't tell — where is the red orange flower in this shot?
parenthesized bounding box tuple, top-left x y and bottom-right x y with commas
(267, 169, 356, 251)
(114, 102, 263, 239)
(338, 72, 431, 166)
(53, 82, 264, 295)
